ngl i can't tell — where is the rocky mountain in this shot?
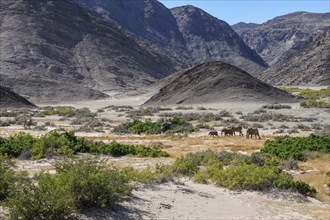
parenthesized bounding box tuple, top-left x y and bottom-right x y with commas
(232, 12, 330, 65)
(74, 1, 268, 75)
(0, 86, 36, 107)
(231, 22, 259, 35)
(144, 61, 298, 106)
(260, 28, 330, 86)
(169, 6, 268, 75)
(0, 0, 172, 102)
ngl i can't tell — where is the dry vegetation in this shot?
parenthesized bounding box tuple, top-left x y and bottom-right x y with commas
(0, 101, 329, 219)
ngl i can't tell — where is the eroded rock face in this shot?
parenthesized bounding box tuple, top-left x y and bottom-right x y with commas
(260, 28, 330, 86)
(232, 12, 330, 65)
(170, 6, 268, 76)
(74, 1, 268, 75)
(144, 61, 298, 106)
(0, 86, 36, 107)
(0, 0, 171, 102)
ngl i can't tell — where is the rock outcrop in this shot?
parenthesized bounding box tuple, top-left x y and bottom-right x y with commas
(0, 86, 36, 107)
(232, 12, 330, 65)
(260, 28, 330, 86)
(144, 61, 298, 106)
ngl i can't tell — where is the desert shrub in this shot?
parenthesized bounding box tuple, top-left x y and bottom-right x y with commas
(219, 110, 232, 117)
(0, 120, 11, 127)
(112, 122, 131, 134)
(252, 123, 264, 128)
(300, 100, 330, 108)
(1, 131, 169, 159)
(0, 156, 28, 201)
(128, 119, 162, 134)
(7, 173, 76, 220)
(54, 157, 132, 209)
(104, 105, 134, 112)
(159, 112, 223, 122)
(197, 106, 207, 111)
(6, 157, 133, 219)
(195, 123, 212, 129)
(280, 87, 330, 99)
(170, 156, 199, 176)
(176, 106, 193, 110)
(279, 158, 299, 170)
(114, 117, 196, 135)
(40, 106, 76, 117)
(262, 104, 292, 109)
(34, 125, 47, 131)
(310, 123, 322, 130)
(273, 178, 316, 196)
(148, 142, 172, 150)
(13, 115, 36, 127)
(278, 124, 289, 129)
(287, 129, 299, 134)
(126, 108, 155, 118)
(0, 132, 36, 157)
(216, 151, 249, 166)
(273, 129, 285, 134)
(97, 141, 169, 157)
(212, 164, 282, 190)
(295, 124, 311, 130)
(249, 152, 278, 166)
(261, 134, 330, 160)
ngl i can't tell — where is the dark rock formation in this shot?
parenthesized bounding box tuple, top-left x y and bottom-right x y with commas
(0, 85, 36, 107)
(144, 61, 298, 106)
(0, 0, 170, 102)
(232, 12, 330, 65)
(260, 28, 330, 86)
(170, 5, 268, 76)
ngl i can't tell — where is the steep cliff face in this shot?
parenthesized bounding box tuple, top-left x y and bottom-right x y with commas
(144, 61, 297, 106)
(232, 12, 330, 65)
(260, 28, 330, 86)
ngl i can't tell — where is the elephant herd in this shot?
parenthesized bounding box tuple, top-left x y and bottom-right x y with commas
(208, 126, 261, 139)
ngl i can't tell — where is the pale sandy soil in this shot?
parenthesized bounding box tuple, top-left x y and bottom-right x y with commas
(78, 180, 329, 220)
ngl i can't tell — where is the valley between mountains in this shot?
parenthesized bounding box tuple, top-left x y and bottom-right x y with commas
(0, 0, 329, 219)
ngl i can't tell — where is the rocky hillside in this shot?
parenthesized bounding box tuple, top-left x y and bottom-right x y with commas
(231, 22, 259, 35)
(0, 0, 172, 102)
(144, 61, 298, 106)
(170, 6, 268, 75)
(0, 86, 36, 108)
(232, 12, 330, 65)
(260, 28, 330, 86)
(75, 1, 268, 75)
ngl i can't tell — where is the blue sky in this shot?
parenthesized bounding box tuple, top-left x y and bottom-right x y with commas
(159, 0, 330, 25)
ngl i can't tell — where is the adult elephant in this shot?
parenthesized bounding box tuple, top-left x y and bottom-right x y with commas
(208, 131, 218, 137)
(221, 128, 234, 136)
(246, 128, 261, 139)
(231, 126, 243, 136)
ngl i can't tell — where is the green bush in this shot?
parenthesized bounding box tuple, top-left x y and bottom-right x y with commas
(300, 100, 330, 108)
(6, 157, 133, 219)
(279, 87, 330, 99)
(261, 134, 330, 160)
(7, 173, 76, 220)
(0, 132, 36, 157)
(1, 131, 169, 159)
(0, 156, 27, 201)
(40, 106, 76, 116)
(98, 141, 169, 157)
(54, 157, 132, 209)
